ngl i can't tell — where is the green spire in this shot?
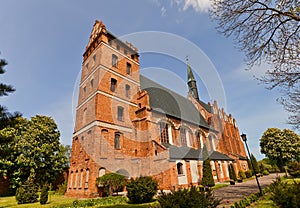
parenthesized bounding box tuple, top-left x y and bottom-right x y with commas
(187, 62, 196, 83)
(186, 57, 199, 100)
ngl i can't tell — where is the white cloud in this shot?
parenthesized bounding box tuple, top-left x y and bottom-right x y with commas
(183, 0, 211, 12)
(172, 0, 211, 13)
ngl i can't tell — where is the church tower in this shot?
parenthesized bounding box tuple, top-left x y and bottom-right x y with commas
(66, 20, 141, 197)
(187, 60, 199, 101)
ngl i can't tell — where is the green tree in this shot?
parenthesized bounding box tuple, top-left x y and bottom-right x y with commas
(260, 128, 300, 171)
(211, 0, 300, 129)
(247, 157, 253, 175)
(0, 56, 21, 130)
(96, 173, 125, 196)
(15, 169, 38, 204)
(228, 164, 237, 181)
(201, 145, 215, 187)
(40, 184, 49, 205)
(0, 115, 69, 192)
(251, 154, 259, 175)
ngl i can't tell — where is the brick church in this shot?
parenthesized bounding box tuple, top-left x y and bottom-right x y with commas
(65, 20, 248, 198)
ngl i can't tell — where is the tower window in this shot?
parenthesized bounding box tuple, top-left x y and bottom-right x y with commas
(93, 54, 96, 62)
(180, 128, 187, 147)
(85, 169, 89, 189)
(126, 62, 131, 75)
(110, 78, 117, 92)
(159, 122, 169, 144)
(177, 162, 184, 175)
(125, 84, 130, 98)
(124, 50, 128, 55)
(114, 133, 121, 149)
(90, 79, 94, 87)
(196, 131, 202, 149)
(112, 54, 118, 67)
(117, 106, 124, 121)
(79, 169, 83, 188)
(116, 45, 120, 51)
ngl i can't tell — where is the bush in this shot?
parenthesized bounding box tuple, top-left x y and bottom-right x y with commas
(201, 157, 215, 187)
(238, 170, 246, 179)
(228, 164, 237, 181)
(245, 170, 252, 178)
(96, 173, 125, 196)
(157, 186, 220, 208)
(126, 176, 158, 204)
(270, 178, 300, 208)
(71, 196, 128, 207)
(262, 170, 269, 175)
(40, 184, 49, 204)
(287, 161, 300, 177)
(56, 180, 68, 195)
(15, 171, 38, 204)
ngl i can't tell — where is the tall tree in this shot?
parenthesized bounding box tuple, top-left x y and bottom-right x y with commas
(0, 115, 69, 192)
(201, 145, 215, 187)
(260, 128, 300, 171)
(0, 56, 21, 129)
(250, 154, 259, 175)
(211, 0, 300, 130)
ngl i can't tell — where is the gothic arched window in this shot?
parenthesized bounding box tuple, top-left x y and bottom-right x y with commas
(177, 162, 184, 175)
(159, 122, 169, 144)
(114, 133, 121, 149)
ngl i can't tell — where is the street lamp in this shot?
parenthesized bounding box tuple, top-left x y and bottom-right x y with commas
(241, 133, 262, 196)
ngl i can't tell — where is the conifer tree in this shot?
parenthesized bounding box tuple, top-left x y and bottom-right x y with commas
(15, 169, 38, 204)
(228, 164, 237, 181)
(40, 184, 48, 205)
(201, 145, 215, 187)
(0, 56, 21, 129)
(251, 154, 260, 175)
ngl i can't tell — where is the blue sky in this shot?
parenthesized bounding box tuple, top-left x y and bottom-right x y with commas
(0, 0, 295, 159)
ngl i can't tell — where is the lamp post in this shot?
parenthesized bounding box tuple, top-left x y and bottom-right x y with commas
(241, 133, 262, 196)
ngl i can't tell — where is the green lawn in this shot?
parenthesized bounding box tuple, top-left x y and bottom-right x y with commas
(0, 195, 158, 208)
(0, 194, 75, 208)
(246, 177, 300, 208)
(248, 193, 278, 208)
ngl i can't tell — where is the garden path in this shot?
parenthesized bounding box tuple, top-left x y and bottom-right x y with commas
(214, 173, 285, 207)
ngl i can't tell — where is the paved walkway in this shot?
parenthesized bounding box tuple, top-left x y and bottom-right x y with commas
(213, 173, 284, 207)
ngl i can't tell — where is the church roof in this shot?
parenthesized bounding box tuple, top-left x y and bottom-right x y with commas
(140, 75, 211, 129)
(163, 143, 234, 161)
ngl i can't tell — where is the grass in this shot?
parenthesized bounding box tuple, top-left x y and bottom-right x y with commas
(248, 193, 278, 208)
(211, 183, 229, 190)
(0, 194, 75, 208)
(0, 194, 158, 208)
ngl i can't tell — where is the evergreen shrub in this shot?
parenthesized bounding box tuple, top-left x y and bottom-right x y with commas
(157, 186, 220, 208)
(228, 164, 237, 181)
(238, 170, 246, 179)
(270, 178, 300, 208)
(245, 170, 252, 178)
(40, 184, 49, 204)
(126, 176, 158, 204)
(15, 184, 38, 204)
(287, 161, 300, 178)
(262, 170, 269, 175)
(15, 171, 38, 204)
